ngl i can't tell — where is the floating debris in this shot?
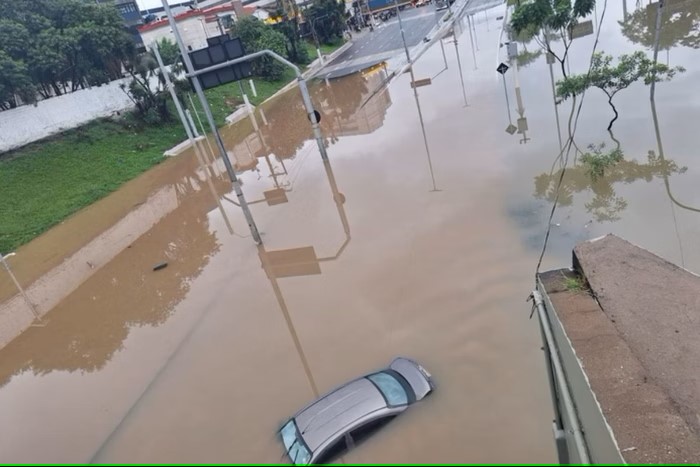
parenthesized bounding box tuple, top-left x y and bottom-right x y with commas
(152, 261, 168, 271)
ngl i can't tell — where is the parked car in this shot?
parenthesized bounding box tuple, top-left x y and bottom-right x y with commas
(279, 357, 434, 465)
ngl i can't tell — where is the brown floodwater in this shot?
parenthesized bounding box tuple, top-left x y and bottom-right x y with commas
(1, 0, 699, 463)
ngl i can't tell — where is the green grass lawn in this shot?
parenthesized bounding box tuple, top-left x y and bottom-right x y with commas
(303, 38, 346, 59)
(0, 69, 301, 253)
(0, 35, 352, 253)
(0, 115, 183, 253)
(192, 68, 298, 125)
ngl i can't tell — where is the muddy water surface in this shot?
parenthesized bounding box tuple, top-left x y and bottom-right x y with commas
(1, 0, 699, 463)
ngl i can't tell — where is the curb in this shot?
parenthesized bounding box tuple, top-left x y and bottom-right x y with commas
(163, 135, 206, 157)
(306, 40, 354, 78)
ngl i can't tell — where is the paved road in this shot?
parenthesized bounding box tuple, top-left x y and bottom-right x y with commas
(317, 5, 442, 79)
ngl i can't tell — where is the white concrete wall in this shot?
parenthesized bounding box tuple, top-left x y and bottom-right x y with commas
(140, 16, 224, 52)
(0, 79, 135, 153)
(0, 70, 176, 153)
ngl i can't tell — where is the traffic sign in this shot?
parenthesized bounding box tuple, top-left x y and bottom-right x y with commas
(497, 62, 509, 75)
(411, 78, 432, 88)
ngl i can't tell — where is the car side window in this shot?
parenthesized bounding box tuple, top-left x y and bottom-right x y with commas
(368, 372, 408, 406)
(315, 437, 347, 465)
(349, 415, 397, 447)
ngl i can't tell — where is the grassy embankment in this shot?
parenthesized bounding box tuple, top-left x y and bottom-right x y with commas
(0, 39, 346, 253)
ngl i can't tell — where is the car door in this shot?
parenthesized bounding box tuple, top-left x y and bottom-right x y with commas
(346, 415, 397, 451)
(314, 437, 348, 464)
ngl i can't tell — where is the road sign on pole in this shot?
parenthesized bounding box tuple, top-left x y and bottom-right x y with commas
(410, 78, 432, 88)
(161, 0, 261, 244)
(497, 62, 509, 75)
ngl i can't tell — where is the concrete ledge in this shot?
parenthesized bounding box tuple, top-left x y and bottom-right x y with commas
(540, 270, 700, 464)
(574, 234, 700, 436)
(224, 105, 251, 125)
(163, 135, 206, 157)
(538, 234, 700, 463)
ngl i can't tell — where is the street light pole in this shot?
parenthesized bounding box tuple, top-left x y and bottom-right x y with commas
(1, 253, 42, 322)
(161, 0, 262, 244)
(452, 25, 468, 106)
(395, 0, 438, 191)
(152, 44, 235, 236)
(310, 14, 329, 64)
(467, 15, 477, 68)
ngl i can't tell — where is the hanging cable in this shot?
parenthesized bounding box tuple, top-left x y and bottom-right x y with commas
(534, 0, 610, 281)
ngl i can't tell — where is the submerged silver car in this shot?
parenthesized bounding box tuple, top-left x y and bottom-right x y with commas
(280, 357, 434, 465)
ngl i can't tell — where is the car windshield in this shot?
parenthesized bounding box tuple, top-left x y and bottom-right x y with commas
(280, 420, 311, 465)
(368, 372, 408, 406)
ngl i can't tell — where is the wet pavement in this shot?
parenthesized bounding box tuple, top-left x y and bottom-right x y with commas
(1, 0, 700, 463)
(317, 5, 442, 79)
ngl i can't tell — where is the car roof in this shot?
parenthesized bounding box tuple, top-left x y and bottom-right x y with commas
(294, 377, 387, 452)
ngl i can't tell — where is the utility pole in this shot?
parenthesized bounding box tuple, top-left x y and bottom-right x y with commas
(1, 253, 43, 323)
(152, 44, 235, 236)
(453, 25, 468, 106)
(161, 0, 261, 243)
(395, 0, 438, 191)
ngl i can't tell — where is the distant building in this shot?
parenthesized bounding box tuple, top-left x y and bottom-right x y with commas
(96, 0, 145, 46)
(137, 3, 242, 51)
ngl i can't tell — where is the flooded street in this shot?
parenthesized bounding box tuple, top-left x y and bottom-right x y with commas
(1, 0, 699, 463)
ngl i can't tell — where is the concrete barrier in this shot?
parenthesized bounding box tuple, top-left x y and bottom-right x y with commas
(0, 80, 136, 153)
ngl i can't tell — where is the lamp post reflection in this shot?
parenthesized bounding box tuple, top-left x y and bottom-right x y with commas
(257, 157, 351, 398)
(501, 72, 515, 134)
(547, 52, 564, 151)
(650, 95, 700, 215)
(506, 41, 530, 144)
(466, 15, 478, 68)
(649, 0, 698, 213)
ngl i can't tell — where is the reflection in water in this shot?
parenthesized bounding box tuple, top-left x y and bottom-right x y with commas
(510, 28, 544, 69)
(254, 71, 392, 163)
(320, 70, 393, 140)
(534, 147, 687, 222)
(516, 48, 543, 68)
(257, 158, 350, 399)
(620, 0, 700, 51)
(0, 155, 230, 388)
(0, 71, 381, 389)
(501, 43, 530, 143)
(650, 92, 700, 265)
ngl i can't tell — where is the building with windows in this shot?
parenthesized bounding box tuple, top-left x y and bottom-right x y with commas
(96, 0, 145, 46)
(137, 3, 242, 51)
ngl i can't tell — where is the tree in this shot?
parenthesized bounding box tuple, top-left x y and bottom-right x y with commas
(155, 38, 181, 66)
(0, 0, 133, 108)
(0, 51, 36, 109)
(534, 149, 686, 222)
(307, 0, 347, 44)
(510, 0, 595, 77)
(579, 143, 623, 180)
(620, 1, 700, 51)
(274, 0, 310, 64)
(231, 17, 288, 80)
(556, 51, 684, 130)
(119, 50, 188, 124)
